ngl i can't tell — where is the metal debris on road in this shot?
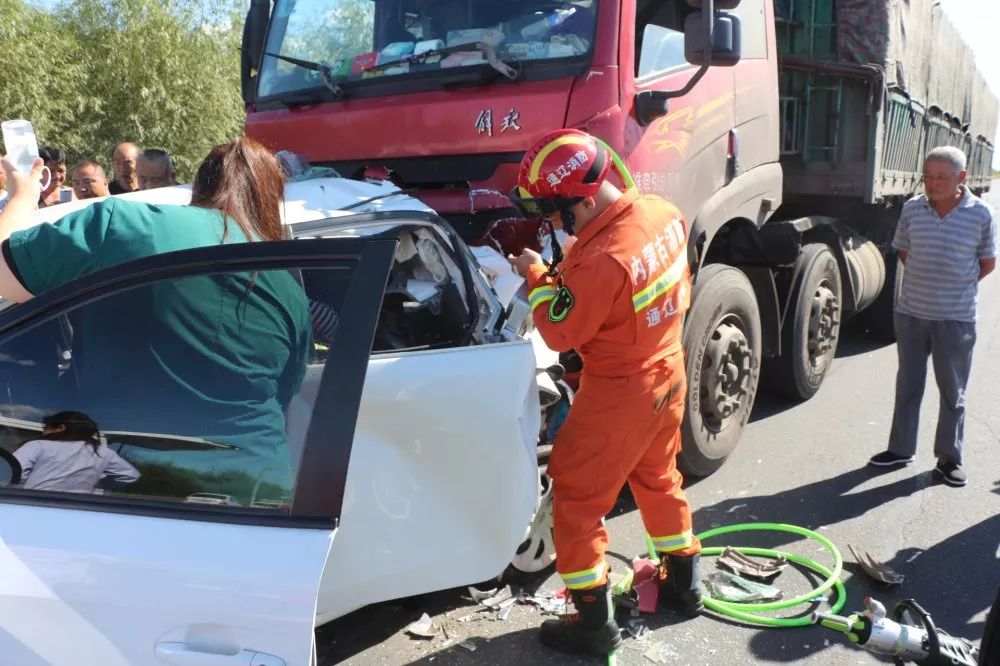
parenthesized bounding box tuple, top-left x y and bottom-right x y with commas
(519, 589, 568, 615)
(848, 545, 905, 585)
(626, 620, 649, 640)
(458, 640, 478, 652)
(717, 546, 788, 581)
(495, 604, 513, 621)
(405, 613, 438, 639)
(704, 571, 783, 603)
(481, 585, 515, 609)
(468, 586, 499, 602)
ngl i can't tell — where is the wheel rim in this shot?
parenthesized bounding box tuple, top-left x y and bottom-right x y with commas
(700, 317, 754, 431)
(807, 280, 840, 371)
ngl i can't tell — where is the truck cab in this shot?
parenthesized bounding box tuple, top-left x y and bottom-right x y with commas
(245, 0, 779, 249)
(244, 0, 782, 476)
(243, 0, 996, 476)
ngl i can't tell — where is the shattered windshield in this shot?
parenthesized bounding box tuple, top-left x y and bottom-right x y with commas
(258, 0, 598, 98)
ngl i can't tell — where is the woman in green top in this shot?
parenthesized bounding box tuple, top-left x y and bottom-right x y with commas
(0, 138, 311, 482)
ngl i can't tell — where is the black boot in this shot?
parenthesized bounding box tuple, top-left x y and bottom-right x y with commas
(539, 584, 623, 655)
(659, 553, 704, 617)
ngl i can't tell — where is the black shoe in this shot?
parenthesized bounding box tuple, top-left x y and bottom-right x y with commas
(934, 460, 968, 487)
(539, 584, 623, 656)
(868, 451, 914, 467)
(659, 553, 704, 618)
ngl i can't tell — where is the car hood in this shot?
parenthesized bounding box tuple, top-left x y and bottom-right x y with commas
(22, 178, 433, 235)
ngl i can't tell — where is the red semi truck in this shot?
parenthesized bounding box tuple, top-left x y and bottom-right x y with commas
(241, 0, 997, 476)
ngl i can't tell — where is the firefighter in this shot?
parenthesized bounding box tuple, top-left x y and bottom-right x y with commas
(508, 129, 702, 656)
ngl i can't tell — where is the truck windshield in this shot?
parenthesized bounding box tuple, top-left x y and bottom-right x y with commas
(258, 0, 598, 99)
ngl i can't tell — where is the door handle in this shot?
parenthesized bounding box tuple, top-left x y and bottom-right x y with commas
(155, 642, 285, 666)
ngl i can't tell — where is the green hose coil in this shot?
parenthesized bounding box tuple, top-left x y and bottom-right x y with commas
(646, 522, 847, 627)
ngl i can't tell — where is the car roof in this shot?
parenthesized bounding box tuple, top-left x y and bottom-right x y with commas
(24, 177, 436, 235)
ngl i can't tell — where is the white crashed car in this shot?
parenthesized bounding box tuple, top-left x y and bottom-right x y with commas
(0, 178, 558, 666)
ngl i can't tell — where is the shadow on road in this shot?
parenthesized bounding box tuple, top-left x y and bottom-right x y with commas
(884, 513, 1000, 638)
(698, 468, 995, 662)
(402, 628, 597, 666)
(835, 319, 896, 359)
(748, 321, 895, 424)
(745, 513, 999, 663)
(747, 391, 799, 424)
(314, 590, 465, 665)
(694, 467, 930, 547)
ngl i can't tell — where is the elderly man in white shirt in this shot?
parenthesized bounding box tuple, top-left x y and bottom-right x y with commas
(867, 146, 997, 487)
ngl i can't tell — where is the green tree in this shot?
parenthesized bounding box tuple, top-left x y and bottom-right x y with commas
(0, 0, 247, 182)
(61, 0, 246, 180)
(0, 0, 93, 156)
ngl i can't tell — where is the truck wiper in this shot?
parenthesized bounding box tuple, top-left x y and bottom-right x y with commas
(363, 42, 519, 82)
(437, 65, 514, 90)
(265, 52, 348, 99)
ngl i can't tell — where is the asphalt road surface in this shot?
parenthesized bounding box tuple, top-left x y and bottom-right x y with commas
(317, 183, 1000, 666)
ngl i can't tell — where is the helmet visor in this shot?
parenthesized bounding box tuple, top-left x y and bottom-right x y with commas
(508, 187, 559, 218)
(508, 188, 582, 219)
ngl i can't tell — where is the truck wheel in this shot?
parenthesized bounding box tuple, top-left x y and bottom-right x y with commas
(766, 243, 842, 401)
(860, 252, 903, 342)
(679, 265, 761, 477)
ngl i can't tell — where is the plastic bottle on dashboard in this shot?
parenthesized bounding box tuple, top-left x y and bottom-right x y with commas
(520, 8, 575, 40)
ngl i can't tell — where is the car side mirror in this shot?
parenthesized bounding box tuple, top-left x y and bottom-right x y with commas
(0, 448, 22, 485)
(634, 0, 743, 126)
(684, 11, 742, 66)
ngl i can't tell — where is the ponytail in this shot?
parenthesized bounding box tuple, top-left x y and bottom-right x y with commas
(41, 411, 102, 454)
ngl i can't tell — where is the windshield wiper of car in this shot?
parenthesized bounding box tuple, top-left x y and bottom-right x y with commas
(265, 52, 348, 99)
(363, 41, 520, 82)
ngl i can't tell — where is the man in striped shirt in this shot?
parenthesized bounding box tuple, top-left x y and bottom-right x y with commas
(869, 147, 997, 486)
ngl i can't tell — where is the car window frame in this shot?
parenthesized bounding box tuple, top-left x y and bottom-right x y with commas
(0, 235, 396, 530)
(290, 210, 490, 354)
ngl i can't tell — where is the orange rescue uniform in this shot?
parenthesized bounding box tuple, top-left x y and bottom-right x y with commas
(526, 188, 701, 591)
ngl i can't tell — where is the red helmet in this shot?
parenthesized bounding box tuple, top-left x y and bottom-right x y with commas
(510, 129, 611, 217)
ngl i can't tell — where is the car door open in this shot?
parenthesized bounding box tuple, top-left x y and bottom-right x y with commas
(288, 212, 542, 623)
(0, 236, 394, 666)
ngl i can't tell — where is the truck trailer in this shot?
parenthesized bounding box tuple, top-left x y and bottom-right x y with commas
(241, 0, 998, 476)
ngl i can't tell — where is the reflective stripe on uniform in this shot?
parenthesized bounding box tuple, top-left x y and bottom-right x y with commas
(650, 529, 693, 553)
(632, 253, 688, 313)
(561, 562, 607, 590)
(529, 285, 558, 312)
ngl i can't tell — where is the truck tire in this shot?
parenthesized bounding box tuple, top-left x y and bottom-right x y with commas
(765, 243, 842, 401)
(860, 252, 903, 342)
(679, 264, 762, 477)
